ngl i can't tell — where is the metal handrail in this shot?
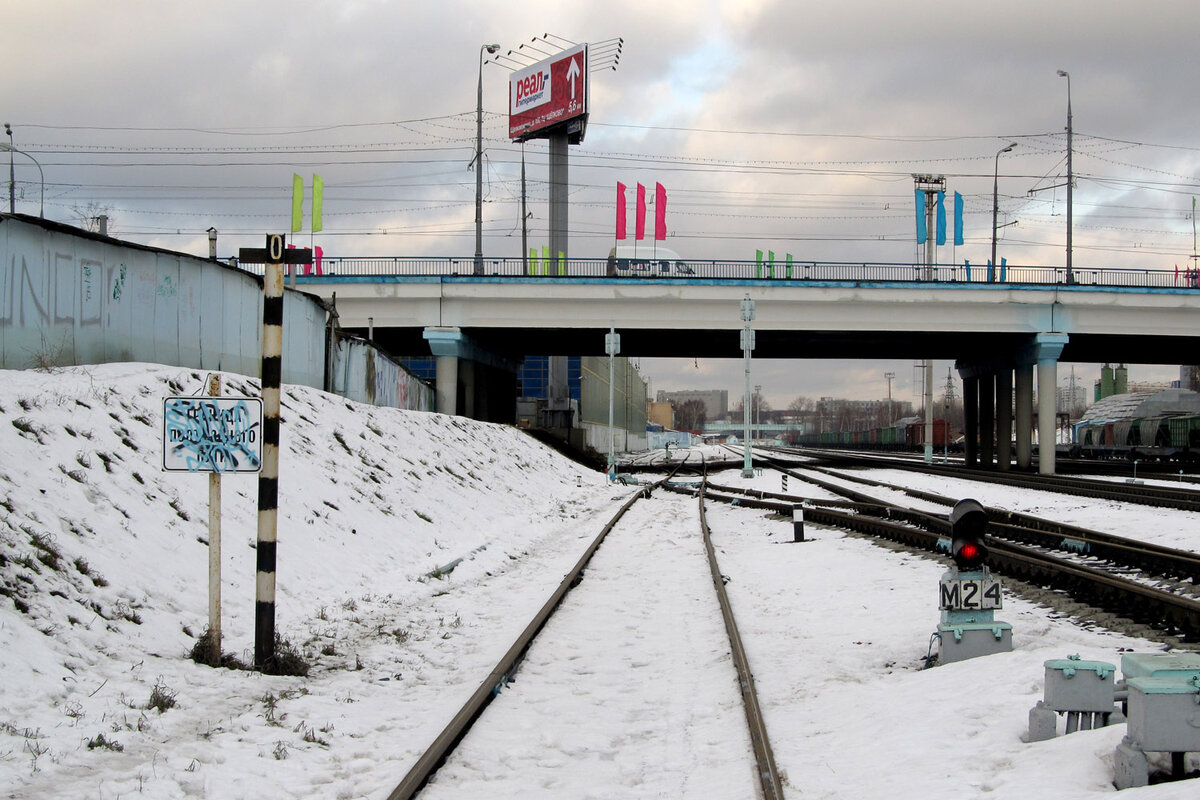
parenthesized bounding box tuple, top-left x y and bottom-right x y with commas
(229, 256, 1199, 290)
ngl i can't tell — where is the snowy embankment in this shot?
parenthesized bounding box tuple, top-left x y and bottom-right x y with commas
(3, 365, 1200, 799)
(0, 364, 622, 798)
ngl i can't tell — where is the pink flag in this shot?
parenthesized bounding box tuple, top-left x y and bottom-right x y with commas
(616, 182, 627, 240)
(636, 183, 647, 240)
(654, 182, 667, 241)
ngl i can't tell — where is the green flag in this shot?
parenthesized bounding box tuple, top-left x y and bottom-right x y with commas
(291, 174, 303, 233)
(312, 174, 324, 233)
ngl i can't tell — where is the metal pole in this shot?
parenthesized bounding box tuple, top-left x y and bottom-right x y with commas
(520, 142, 528, 269)
(755, 384, 761, 444)
(741, 295, 755, 478)
(924, 190, 936, 463)
(5, 124, 14, 214)
(991, 143, 1016, 282)
(475, 44, 499, 275)
(1058, 70, 1074, 284)
(744, 340, 752, 475)
(609, 334, 615, 472)
(606, 326, 619, 479)
(207, 374, 222, 663)
(884, 371, 895, 424)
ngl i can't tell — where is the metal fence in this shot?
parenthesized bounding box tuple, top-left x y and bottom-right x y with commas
(230, 256, 1199, 289)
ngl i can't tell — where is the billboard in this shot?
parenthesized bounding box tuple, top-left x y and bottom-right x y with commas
(509, 43, 588, 143)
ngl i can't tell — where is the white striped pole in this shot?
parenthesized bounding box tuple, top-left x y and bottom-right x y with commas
(255, 233, 285, 668)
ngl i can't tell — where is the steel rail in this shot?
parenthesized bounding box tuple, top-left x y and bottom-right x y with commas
(689, 478, 1200, 641)
(789, 449, 1200, 512)
(772, 458, 1200, 584)
(389, 456, 783, 800)
(696, 479, 786, 800)
(386, 477, 662, 800)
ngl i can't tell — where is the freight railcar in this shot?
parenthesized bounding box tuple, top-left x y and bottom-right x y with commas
(1074, 413, 1200, 461)
(793, 419, 952, 453)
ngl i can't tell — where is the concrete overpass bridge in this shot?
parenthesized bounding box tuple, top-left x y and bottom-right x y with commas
(280, 257, 1200, 474)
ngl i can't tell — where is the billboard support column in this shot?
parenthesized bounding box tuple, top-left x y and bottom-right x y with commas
(549, 130, 569, 271)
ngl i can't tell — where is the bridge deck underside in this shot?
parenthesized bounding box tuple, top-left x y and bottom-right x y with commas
(357, 327, 1200, 366)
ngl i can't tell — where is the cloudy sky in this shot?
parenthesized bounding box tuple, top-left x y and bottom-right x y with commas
(6, 1, 1199, 406)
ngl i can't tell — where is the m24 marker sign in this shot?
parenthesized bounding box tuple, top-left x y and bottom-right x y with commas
(162, 396, 263, 473)
(509, 43, 588, 142)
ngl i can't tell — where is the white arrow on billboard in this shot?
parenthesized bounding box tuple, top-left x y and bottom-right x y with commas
(566, 57, 581, 98)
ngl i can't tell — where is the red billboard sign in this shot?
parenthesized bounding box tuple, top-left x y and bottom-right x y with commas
(509, 43, 588, 143)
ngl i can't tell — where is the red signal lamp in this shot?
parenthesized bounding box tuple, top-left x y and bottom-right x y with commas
(948, 498, 989, 570)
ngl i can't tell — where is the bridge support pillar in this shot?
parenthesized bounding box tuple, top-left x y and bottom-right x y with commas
(962, 375, 979, 467)
(979, 373, 995, 469)
(996, 369, 1013, 471)
(461, 359, 476, 418)
(1015, 363, 1034, 470)
(423, 326, 520, 423)
(1034, 333, 1070, 475)
(434, 353, 459, 415)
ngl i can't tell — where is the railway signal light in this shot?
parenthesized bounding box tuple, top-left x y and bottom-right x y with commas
(948, 498, 989, 570)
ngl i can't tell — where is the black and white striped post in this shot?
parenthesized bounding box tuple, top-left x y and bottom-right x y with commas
(781, 473, 788, 493)
(239, 234, 310, 668)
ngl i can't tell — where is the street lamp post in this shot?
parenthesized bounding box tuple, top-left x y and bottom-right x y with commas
(1057, 70, 1074, 285)
(606, 325, 620, 480)
(475, 43, 501, 275)
(1, 139, 45, 219)
(740, 295, 755, 478)
(754, 384, 762, 444)
(5, 123, 13, 214)
(884, 371, 895, 424)
(991, 143, 1017, 282)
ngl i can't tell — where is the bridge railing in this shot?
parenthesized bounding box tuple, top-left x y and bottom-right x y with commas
(234, 256, 1195, 289)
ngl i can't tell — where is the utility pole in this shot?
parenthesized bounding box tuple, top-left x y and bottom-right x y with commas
(942, 367, 957, 463)
(884, 371, 895, 424)
(1057, 70, 1074, 285)
(913, 174, 944, 463)
(5, 123, 14, 214)
(741, 295, 755, 478)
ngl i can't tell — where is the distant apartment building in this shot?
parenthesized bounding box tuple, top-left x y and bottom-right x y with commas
(647, 401, 674, 429)
(655, 389, 729, 420)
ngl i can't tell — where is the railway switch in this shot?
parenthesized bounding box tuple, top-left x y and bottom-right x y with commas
(1027, 655, 1118, 741)
(935, 499, 1013, 664)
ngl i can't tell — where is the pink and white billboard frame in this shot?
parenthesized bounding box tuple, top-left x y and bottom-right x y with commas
(508, 43, 589, 143)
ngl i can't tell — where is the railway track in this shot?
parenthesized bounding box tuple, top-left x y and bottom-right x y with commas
(782, 446, 1200, 512)
(387, 463, 784, 800)
(692, 451, 1200, 644)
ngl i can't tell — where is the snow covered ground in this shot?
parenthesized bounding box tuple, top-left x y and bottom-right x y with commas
(1, 365, 1198, 798)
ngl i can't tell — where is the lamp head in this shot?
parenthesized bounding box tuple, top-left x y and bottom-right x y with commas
(1002, 142, 1017, 154)
(485, 43, 500, 54)
(1057, 69, 1068, 78)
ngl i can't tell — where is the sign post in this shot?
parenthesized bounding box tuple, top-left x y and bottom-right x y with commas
(162, 379, 264, 663)
(206, 376, 222, 662)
